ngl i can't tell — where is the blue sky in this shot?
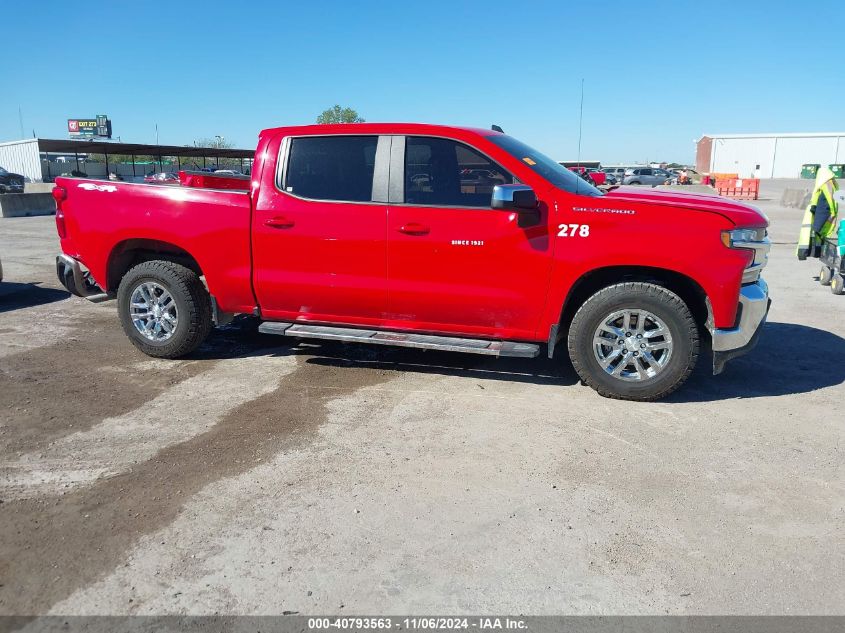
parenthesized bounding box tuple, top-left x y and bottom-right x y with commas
(2, 1, 843, 163)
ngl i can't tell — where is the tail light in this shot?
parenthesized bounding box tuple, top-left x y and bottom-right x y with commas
(52, 186, 67, 238)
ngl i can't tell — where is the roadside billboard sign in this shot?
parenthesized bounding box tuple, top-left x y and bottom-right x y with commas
(68, 115, 112, 138)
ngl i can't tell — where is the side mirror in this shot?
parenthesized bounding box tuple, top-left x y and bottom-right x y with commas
(492, 184, 540, 227)
(492, 184, 537, 210)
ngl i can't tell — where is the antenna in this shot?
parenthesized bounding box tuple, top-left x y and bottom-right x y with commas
(576, 78, 585, 191)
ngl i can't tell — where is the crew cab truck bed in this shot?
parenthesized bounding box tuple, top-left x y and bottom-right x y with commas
(55, 123, 771, 401)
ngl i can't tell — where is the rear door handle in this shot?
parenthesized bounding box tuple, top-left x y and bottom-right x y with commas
(265, 216, 295, 229)
(399, 222, 430, 236)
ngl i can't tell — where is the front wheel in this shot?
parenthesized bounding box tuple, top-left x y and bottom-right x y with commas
(567, 282, 700, 401)
(117, 260, 212, 358)
(819, 266, 833, 286)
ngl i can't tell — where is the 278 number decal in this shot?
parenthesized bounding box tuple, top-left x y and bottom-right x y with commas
(558, 223, 590, 237)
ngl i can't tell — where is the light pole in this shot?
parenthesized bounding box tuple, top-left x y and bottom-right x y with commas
(214, 135, 224, 168)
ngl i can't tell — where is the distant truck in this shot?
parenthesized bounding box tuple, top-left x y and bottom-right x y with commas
(565, 165, 607, 186)
(54, 123, 771, 401)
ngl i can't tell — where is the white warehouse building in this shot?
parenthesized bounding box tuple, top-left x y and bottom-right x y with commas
(696, 132, 845, 179)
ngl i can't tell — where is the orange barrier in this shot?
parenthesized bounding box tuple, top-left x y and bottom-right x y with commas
(711, 172, 739, 180)
(715, 178, 760, 200)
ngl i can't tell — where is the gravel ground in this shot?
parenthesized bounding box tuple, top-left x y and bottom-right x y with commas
(0, 184, 842, 615)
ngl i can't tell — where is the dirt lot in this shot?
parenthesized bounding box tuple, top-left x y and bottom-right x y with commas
(0, 184, 843, 615)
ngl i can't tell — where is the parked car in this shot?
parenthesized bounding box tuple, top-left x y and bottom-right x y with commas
(0, 166, 25, 194)
(602, 167, 627, 182)
(143, 172, 180, 185)
(623, 167, 670, 186)
(54, 122, 770, 401)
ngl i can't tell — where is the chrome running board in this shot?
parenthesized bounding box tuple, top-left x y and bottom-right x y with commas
(258, 322, 540, 358)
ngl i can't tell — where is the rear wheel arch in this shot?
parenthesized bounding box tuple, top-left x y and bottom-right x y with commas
(107, 239, 204, 292)
(117, 260, 213, 358)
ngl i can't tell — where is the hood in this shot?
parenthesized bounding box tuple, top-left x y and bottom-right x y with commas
(604, 186, 767, 227)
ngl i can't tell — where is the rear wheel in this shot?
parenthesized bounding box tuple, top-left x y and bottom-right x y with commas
(567, 282, 699, 401)
(117, 260, 212, 358)
(831, 273, 845, 296)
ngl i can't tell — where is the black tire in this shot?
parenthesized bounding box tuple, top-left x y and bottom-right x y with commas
(819, 266, 833, 286)
(567, 282, 699, 401)
(117, 260, 212, 358)
(831, 273, 845, 296)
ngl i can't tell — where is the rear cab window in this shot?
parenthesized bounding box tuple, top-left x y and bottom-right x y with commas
(282, 135, 378, 202)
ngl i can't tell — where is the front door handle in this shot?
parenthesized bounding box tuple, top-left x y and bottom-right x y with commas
(399, 222, 430, 236)
(265, 216, 295, 229)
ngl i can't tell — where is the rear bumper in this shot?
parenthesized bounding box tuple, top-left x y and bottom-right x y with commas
(56, 254, 110, 302)
(710, 278, 770, 374)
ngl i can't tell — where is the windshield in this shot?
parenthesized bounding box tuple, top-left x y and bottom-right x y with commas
(0, 167, 8, 176)
(487, 135, 602, 197)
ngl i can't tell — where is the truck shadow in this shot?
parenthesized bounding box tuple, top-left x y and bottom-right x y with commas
(198, 317, 576, 386)
(0, 282, 70, 313)
(669, 321, 845, 402)
(304, 346, 575, 386)
(199, 319, 844, 398)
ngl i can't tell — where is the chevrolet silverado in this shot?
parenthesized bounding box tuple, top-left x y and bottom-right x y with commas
(54, 123, 770, 400)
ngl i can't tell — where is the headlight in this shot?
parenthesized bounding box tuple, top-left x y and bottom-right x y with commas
(721, 227, 771, 282)
(721, 227, 767, 248)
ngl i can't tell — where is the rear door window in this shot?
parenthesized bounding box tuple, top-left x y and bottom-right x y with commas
(284, 135, 378, 202)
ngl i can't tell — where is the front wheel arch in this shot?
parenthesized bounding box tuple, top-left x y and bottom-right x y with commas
(556, 266, 709, 341)
(567, 282, 700, 400)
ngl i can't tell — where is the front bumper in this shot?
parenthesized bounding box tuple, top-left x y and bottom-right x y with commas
(710, 278, 770, 374)
(56, 254, 110, 302)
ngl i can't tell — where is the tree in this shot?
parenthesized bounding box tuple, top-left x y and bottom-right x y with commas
(193, 137, 235, 149)
(316, 105, 365, 124)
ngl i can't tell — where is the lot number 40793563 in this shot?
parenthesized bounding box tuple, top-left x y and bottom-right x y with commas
(558, 224, 590, 237)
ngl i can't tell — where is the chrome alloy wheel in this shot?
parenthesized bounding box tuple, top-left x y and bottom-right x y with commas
(592, 309, 673, 382)
(129, 281, 179, 342)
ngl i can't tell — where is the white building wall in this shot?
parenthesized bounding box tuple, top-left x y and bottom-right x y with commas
(773, 136, 842, 178)
(0, 139, 43, 182)
(709, 134, 845, 178)
(711, 137, 776, 178)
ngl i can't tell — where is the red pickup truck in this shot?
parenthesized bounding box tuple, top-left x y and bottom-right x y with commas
(54, 123, 770, 401)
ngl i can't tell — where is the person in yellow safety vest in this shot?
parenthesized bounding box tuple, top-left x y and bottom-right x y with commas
(797, 166, 839, 259)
